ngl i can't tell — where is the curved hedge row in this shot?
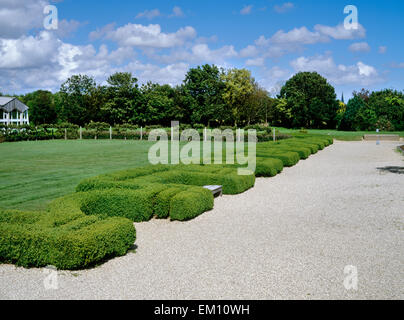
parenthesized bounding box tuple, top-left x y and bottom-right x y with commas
(0, 208, 135, 269)
(0, 135, 333, 269)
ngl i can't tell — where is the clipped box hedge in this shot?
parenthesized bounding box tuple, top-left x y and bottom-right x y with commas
(170, 188, 214, 221)
(0, 209, 135, 269)
(255, 157, 284, 177)
(256, 150, 300, 167)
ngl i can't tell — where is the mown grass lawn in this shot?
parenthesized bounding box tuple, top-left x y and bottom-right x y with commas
(0, 140, 157, 211)
(276, 127, 404, 141)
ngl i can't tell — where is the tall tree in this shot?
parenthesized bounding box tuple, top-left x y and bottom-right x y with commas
(102, 72, 140, 125)
(22, 90, 57, 125)
(135, 82, 175, 126)
(279, 72, 339, 128)
(339, 95, 367, 131)
(222, 68, 255, 126)
(247, 83, 271, 125)
(59, 75, 97, 126)
(367, 89, 404, 130)
(182, 64, 227, 126)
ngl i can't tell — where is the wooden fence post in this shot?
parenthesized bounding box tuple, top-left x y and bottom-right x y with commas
(273, 128, 276, 142)
(110, 126, 112, 140)
(64, 128, 67, 140)
(140, 127, 143, 141)
(79, 126, 82, 140)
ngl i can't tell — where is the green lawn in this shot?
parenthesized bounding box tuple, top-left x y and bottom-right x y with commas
(0, 140, 157, 211)
(275, 127, 404, 141)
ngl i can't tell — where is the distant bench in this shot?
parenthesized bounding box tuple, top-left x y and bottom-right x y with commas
(203, 185, 223, 197)
(363, 134, 400, 141)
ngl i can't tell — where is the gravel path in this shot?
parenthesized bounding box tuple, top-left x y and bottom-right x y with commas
(1, 141, 403, 300)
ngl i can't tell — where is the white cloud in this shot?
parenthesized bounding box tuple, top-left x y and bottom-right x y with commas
(241, 23, 368, 62)
(349, 42, 371, 53)
(191, 44, 237, 62)
(0, 0, 49, 38)
(0, 29, 137, 92)
(378, 46, 387, 54)
(135, 6, 185, 20)
(271, 26, 328, 45)
(245, 57, 265, 67)
(0, 31, 59, 69)
(135, 9, 162, 20)
(267, 66, 290, 79)
(239, 45, 259, 58)
(104, 24, 197, 48)
(89, 23, 116, 41)
(170, 6, 185, 18)
(149, 43, 237, 65)
(357, 62, 376, 77)
(274, 2, 295, 14)
(257, 66, 291, 95)
(55, 19, 85, 38)
(240, 5, 253, 15)
(290, 54, 382, 86)
(313, 23, 366, 40)
(124, 61, 189, 86)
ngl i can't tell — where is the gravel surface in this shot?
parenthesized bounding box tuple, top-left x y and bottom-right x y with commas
(1, 141, 403, 300)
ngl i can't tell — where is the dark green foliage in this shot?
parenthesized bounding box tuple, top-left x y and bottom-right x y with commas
(183, 64, 227, 126)
(149, 167, 255, 195)
(279, 72, 340, 129)
(102, 73, 141, 125)
(154, 187, 186, 219)
(59, 75, 98, 126)
(170, 189, 214, 221)
(0, 208, 135, 269)
(79, 189, 156, 222)
(339, 89, 404, 131)
(256, 150, 300, 167)
(255, 158, 284, 177)
(367, 89, 404, 130)
(22, 90, 57, 125)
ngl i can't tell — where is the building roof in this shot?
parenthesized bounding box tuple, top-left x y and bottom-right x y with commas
(0, 97, 14, 106)
(0, 97, 29, 113)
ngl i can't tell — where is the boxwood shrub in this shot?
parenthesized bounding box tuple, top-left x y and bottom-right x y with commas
(255, 157, 284, 177)
(256, 150, 300, 167)
(0, 209, 135, 269)
(79, 189, 157, 222)
(170, 189, 214, 221)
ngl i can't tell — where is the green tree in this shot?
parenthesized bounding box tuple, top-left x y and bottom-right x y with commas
(135, 82, 175, 126)
(222, 68, 255, 126)
(59, 75, 97, 126)
(247, 83, 272, 125)
(339, 95, 366, 130)
(367, 89, 404, 130)
(22, 90, 57, 125)
(269, 98, 293, 127)
(182, 64, 227, 126)
(102, 72, 140, 125)
(279, 72, 339, 128)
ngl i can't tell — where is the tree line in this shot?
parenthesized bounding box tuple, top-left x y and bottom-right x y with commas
(5, 65, 404, 131)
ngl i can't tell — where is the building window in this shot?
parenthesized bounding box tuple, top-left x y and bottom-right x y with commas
(0, 110, 3, 119)
(11, 110, 18, 119)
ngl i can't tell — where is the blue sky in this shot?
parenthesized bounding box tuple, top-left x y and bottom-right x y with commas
(0, 0, 403, 99)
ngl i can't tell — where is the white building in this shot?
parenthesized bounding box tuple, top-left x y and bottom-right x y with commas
(0, 97, 30, 125)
